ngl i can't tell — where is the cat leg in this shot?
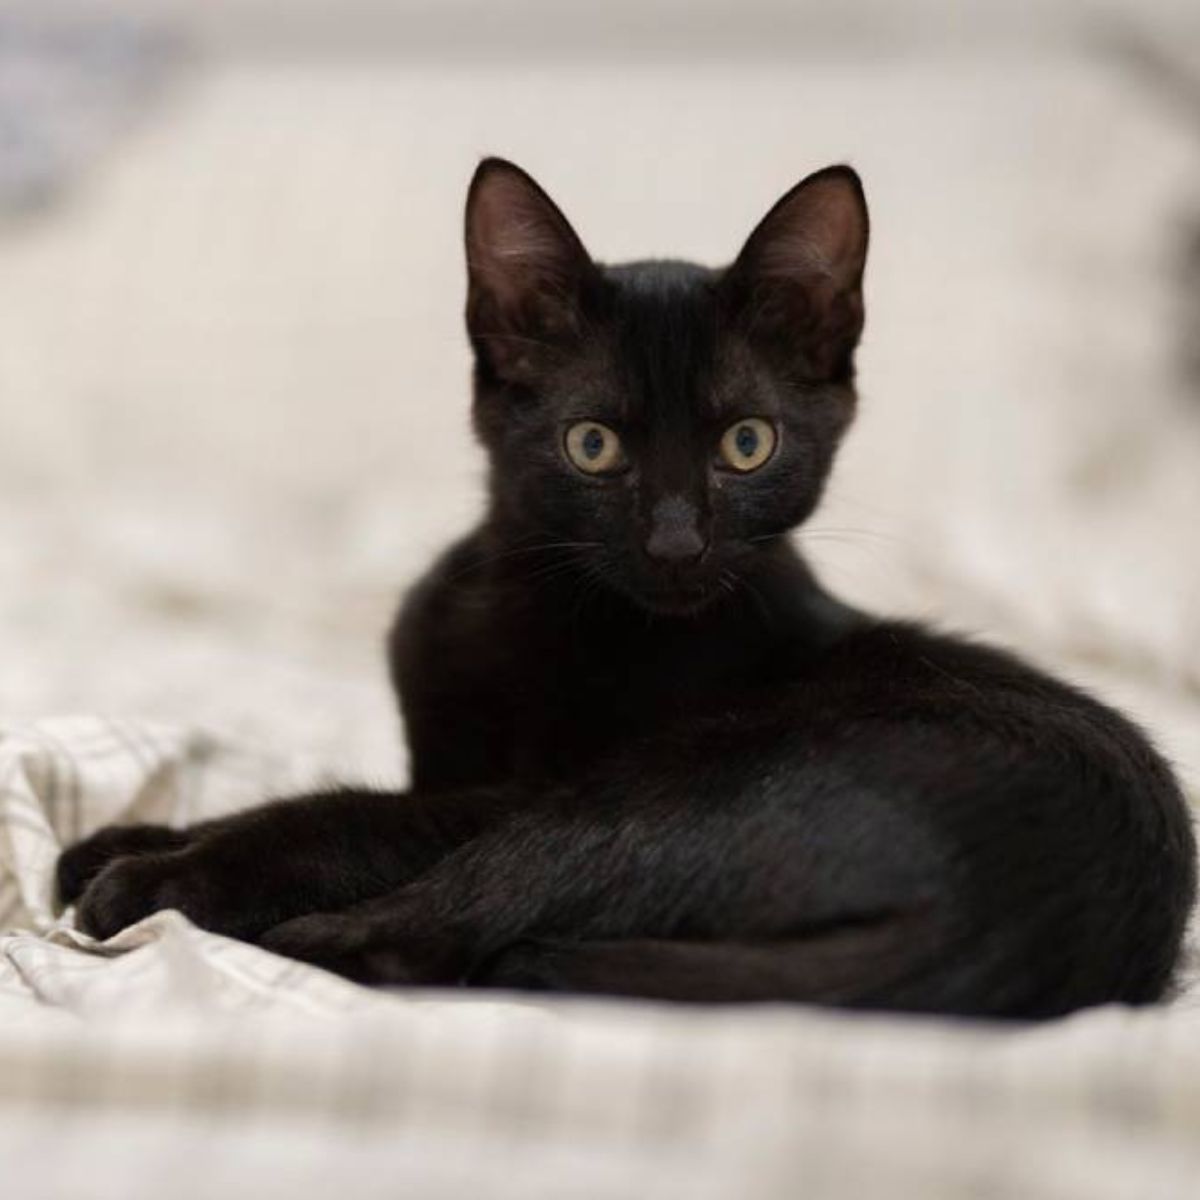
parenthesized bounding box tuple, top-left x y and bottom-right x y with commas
(260, 771, 958, 1006)
(69, 785, 524, 942)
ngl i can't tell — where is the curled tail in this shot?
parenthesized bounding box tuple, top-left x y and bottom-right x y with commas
(471, 912, 963, 1009)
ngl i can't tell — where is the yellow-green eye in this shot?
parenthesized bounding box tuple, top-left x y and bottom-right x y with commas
(719, 418, 776, 472)
(565, 421, 624, 475)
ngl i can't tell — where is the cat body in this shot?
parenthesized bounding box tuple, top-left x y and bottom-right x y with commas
(58, 160, 1196, 1017)
(386, 517, 1190, 1013)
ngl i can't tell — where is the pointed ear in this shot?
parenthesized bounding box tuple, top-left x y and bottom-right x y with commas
(722, 165, 869, 383)
(465, 158, 598, 385)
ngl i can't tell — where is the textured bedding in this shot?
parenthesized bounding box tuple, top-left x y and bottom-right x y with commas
(2, 716, 1198, 1199)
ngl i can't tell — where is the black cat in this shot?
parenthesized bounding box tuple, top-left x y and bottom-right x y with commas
(58, 159, 1196, 1017)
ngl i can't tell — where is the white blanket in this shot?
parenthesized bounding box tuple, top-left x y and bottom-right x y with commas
(2, 716, 1198, 1200)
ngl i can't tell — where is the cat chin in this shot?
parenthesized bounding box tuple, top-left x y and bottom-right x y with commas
(616, 581, 724, 618)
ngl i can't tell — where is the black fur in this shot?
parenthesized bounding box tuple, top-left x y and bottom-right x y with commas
(59, 158, 1196, 1018)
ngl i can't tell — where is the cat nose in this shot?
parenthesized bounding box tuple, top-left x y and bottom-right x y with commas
(645, 525, 707, 563)
(645, 496, 708, 564)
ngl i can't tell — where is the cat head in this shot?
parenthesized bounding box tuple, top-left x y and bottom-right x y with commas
(464, 157, 868, 615)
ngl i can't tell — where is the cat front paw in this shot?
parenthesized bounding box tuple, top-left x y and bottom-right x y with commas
(57, 824, 191, 906)
(74, 851, 201, 940)
(74, 845, 239, 942)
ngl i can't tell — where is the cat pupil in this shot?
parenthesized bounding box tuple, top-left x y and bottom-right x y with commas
(583, 428, 604, 459)
(736, 424, 758, 457)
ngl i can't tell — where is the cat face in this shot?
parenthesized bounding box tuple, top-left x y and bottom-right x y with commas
(464, 159, 869, 615)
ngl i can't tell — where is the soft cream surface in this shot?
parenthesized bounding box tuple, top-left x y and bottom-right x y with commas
(0, 715, 1196, 1200)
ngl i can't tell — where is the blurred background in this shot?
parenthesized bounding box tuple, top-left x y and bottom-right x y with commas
(1, 0, 1198, 788)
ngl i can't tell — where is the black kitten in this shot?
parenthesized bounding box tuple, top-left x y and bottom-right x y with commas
(59, 159, 1196, 1017)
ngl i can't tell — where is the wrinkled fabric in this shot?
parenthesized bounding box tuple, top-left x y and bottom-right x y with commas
(1, 716, 1198, 1200)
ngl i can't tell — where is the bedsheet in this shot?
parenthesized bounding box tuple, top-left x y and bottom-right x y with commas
(2, 716, 1198, 1200)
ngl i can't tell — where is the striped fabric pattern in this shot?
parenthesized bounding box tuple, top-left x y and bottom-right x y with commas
(2, 716, 1198, 1199)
